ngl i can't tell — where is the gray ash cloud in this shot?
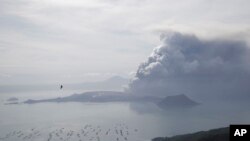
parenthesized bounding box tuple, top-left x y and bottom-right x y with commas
(128, 31, 250, 100)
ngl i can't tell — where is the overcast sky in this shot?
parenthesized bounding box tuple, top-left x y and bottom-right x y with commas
(1, 0, 250, 85)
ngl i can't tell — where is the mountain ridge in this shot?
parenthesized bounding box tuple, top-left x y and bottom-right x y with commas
(23, 92, 200, 110)
(152, 127, 229, 141)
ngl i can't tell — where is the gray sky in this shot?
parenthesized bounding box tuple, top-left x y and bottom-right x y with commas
(1, 0, 250, 85)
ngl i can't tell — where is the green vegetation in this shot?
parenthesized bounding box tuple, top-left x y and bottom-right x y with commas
(152, 127, 229, 141)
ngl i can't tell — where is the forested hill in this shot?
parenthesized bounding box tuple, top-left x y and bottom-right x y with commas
(152, 127, 229, 141)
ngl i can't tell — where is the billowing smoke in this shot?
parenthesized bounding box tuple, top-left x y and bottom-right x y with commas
(128, 31, 250, 100)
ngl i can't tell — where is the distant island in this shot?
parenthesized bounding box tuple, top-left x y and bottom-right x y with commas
(24, 91, 162, 103)
(4, 97, 19, 105)
(157, 94, 200, 109)
(152, 127, 229, 141)
(24, 91, 199, 110)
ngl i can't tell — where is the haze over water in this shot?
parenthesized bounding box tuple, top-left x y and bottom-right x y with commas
(1, 1, 250, 140)
(1, 88, 250, 141)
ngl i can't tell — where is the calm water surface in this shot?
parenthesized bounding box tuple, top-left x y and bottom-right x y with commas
(0, 89, 250, 141)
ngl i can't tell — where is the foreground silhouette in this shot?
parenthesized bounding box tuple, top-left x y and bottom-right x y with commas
(152, 127, 229, 141)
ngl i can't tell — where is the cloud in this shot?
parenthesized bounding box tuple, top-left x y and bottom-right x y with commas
(127, 31, 250, 100)
(1, 0, 250, 85)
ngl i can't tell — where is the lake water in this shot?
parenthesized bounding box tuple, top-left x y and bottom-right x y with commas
(1, 89, 250, 141)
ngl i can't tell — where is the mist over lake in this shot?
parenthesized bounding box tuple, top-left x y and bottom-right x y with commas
(1, 87, 250, 141)
(1, 0, 250, 141)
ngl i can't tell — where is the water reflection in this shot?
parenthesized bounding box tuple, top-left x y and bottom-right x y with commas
(1, 91, 250, 141)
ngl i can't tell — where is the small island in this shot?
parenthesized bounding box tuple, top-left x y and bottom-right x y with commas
(157, 94, 200, 109)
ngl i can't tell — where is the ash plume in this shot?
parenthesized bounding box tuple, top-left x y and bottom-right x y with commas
(128, 31, 250, 100)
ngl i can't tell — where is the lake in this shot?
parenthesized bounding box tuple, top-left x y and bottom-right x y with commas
(0, 89, 250, 141)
